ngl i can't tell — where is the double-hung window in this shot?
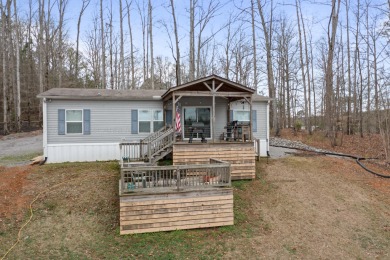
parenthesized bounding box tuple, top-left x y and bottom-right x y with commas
(138, 109, 164, 133)
(66, 110, 83, 134)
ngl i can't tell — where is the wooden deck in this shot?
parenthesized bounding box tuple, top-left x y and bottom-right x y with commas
(173, 141, 256, 180)
(119, 158, 234, 235)
(120, 188, 233, 235)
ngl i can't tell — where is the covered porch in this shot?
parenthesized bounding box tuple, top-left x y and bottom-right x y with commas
(162, 74, 256, 143)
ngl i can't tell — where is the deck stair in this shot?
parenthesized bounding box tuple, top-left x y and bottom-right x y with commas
(144, 126, 175, 164)
(120, 126, 175, 167)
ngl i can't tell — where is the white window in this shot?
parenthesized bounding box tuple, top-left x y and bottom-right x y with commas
(153, 110, 164, 132)
(233, 110, 250, 123)
(66, 110, 83, 134)
(139, 109, 163, 133)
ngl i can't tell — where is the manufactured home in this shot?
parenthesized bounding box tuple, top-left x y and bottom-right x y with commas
(38, 75, 270, 234)
(38, 75, 270, 179)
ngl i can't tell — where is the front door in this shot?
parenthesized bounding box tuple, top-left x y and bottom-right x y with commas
(183, 107, 211, 139)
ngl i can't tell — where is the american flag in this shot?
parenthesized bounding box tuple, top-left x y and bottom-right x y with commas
(175, 106, 181, 133)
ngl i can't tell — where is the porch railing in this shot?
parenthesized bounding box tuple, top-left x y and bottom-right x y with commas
(119, 142, 149, 167)
(142, 125, 172, 144)
(120, 158, 231, 193)
(147, 127, 175, 162)
(119, 126, 174, 166)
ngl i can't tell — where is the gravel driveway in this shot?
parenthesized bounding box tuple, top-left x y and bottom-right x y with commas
(0, 133, 43, 158)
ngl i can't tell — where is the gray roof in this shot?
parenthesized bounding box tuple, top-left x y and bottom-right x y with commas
(252, 94, 271, 102)
(37, 88, 166, 101)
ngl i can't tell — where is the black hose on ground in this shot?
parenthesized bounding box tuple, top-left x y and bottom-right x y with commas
(270, 144, 390, 179)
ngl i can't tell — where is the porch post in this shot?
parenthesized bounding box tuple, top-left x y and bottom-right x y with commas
(212, 80, 216, 143)
(249, 95, 253, 141)
(172, 93, 176, 143)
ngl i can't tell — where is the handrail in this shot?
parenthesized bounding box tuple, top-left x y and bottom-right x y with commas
(120, 126, 175, 165)
(120, 158, 231, 194)
(142, 125, 172, 144)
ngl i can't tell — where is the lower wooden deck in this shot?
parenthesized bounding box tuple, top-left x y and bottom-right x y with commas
(120, 188, 233, 235)
(173, 142, 256, 180)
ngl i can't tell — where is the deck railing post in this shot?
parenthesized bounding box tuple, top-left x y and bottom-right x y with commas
(147, 142, 151, 163)
(176, 166, 181, 190)
(139, 140, 143, 160)
(119, 144, 123, 167)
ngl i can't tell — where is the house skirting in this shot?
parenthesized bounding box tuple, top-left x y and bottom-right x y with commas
(119, 188, 233, 235)
(173, 142, 256, 180)
(46, 143, 120, 163)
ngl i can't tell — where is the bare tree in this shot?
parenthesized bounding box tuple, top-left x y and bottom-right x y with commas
(14, 0, 21, 131)
(57, 0, 68, 88)
(148, 0, 154, 89)
(256, 0, 276, 130)
(251, 0, 258, 91)
(38, 0, 45, 123)
(1, 1, 9, 134)
(189, 0, 196, 81)
(119, 0, 125, 89)
(76, 0, 90, 79)
(169, 0, 181, 86)
(295, 0, 308, 133)
(125, 0, 136, 89)
(345, 0, 352, 134)
(100, 0, 106, 88)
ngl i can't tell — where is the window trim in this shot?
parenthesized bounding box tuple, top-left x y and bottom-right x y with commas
(138, 109, 164, 133)
(65, 109, 83, 135)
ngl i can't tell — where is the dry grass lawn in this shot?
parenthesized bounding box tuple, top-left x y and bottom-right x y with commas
(0, 156, 389, 259)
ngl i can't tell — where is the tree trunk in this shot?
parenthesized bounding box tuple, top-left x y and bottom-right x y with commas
(346, 0, 352, 134)
(189, 0, 195, 81)
(251, 0, 258, 91)
(76, 0, 90, 80)
(100, 0, 106, 88)
(324, 0, 341, 144)
(256, 0, 276, 131)
(126, 0, 135, 89)
(14, 0, 21, 132)
(170, 0, 181, 86)
(38, 0, 45, 125)
(1, 2, 8, 134)
(109, 0, 114, 89)
(58, 0, 67, 88)
(299, 1, 312, 134)
(148, 0, 154, 89)
(296, 0, 308, 133)
(119, 0, 125, 89)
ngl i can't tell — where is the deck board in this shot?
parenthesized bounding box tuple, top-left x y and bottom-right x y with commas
(119, 188, 233, 235)
(173, 142, 256, 180)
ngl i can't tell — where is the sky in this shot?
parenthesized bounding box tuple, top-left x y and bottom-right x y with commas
(14, 0, 389, 95)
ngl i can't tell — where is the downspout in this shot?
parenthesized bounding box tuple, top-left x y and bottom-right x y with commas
(266, 100, 270, 156)
(43, 98, 48, 161)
